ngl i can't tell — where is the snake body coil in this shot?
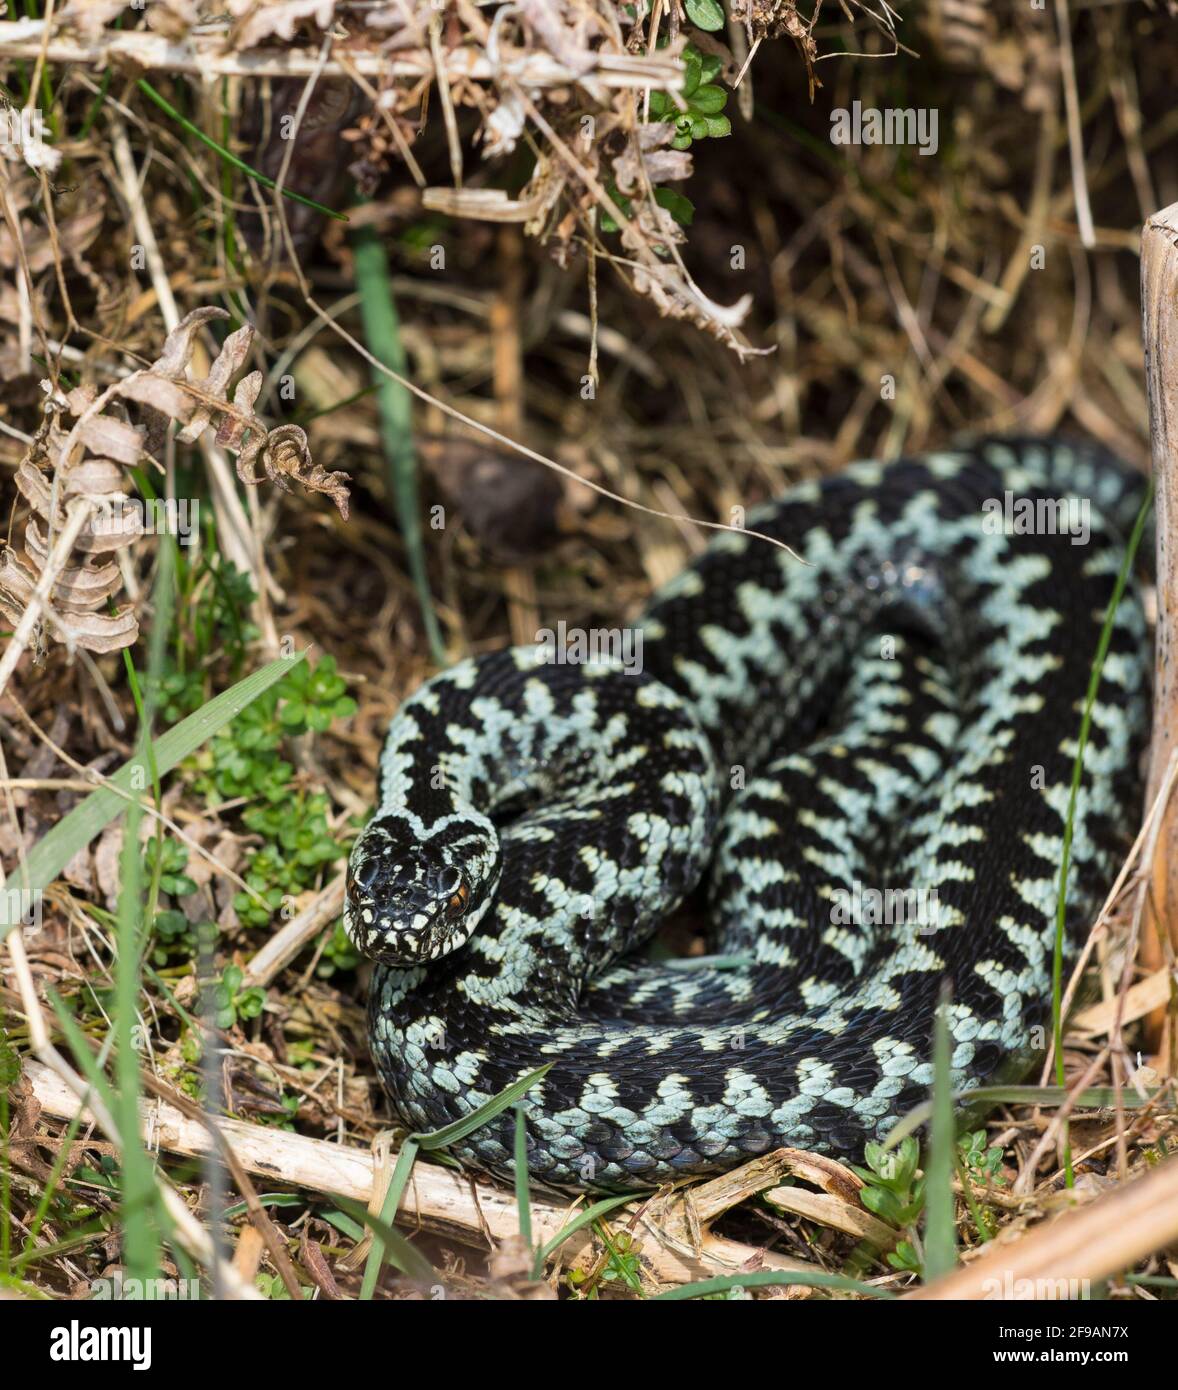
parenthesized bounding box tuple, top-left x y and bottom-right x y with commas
(345, 437, 1150, 1190)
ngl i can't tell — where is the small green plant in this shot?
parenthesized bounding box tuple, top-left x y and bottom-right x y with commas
(276, 654, 357, 732)
(600, 44, 730, 238)
(648, 44, 731, 150)
(149, 555, 260, 722)
(255, 1272, 314, 1299)
(192, 654, 357, 930)
(233, 791, 342, 928)
(204, 964, 266, 1031)
(853, 1136, 925, 1274)
(566, 1227, 644, 1298)
(144, 836, 197, 899)
(317, 920, 361, 977)
(149, 911, 216, 966)
(851, 1131, 1010, 1276)
(958, 1128, 1006, 1186)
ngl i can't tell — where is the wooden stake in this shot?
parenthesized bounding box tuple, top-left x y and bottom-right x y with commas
(907, 1153, 1178, 1299)
(1140, 202, 1178, 1057)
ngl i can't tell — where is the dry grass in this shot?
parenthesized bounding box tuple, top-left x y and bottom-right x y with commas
(1, 0, 1177, 1300)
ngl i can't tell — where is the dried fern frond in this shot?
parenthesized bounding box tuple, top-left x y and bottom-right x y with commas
(0, 306, 350, 659)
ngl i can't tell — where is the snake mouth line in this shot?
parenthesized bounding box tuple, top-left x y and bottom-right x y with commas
(345, 868, 474, 964)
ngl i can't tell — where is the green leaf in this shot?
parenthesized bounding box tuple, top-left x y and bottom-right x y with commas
(654, 187, 695, 226)
(703, 114, 732, 139)
(859, 1186, 903, 1227)
(1, 655, 304, 939)
(699, 53, 724, 83)
(682, 47, 702, 97)
(690, 83, 727, 115)
(684, 0, 725, 32)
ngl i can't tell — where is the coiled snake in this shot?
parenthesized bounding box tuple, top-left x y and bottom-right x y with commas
(345, 437, 1150, 1190)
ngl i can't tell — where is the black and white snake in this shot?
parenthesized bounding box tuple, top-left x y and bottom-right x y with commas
(344, 437, 1150, 1190)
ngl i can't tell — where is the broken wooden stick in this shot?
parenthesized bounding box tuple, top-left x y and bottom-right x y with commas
(24, 1059, 831, 1292)
(907, 1153, 1178, 1299)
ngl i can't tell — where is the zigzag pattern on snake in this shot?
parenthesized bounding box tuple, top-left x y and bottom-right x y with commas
(344, 436, 1150, 1191)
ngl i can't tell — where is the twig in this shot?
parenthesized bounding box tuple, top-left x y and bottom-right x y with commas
(243, 871, 346, 988)
(0, 22, 683, 89)
(1054, 0, 1096, 249)
(24, 1058, 824, 1291)
(303, 295, 804, 562)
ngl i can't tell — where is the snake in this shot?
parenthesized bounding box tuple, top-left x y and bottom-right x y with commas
(344, 436, 1150, 1191)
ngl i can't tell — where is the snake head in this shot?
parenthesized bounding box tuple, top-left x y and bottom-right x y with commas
(343, 812, 500, 965)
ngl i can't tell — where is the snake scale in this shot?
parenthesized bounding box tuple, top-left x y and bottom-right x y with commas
(344, 436, 1150, 1191)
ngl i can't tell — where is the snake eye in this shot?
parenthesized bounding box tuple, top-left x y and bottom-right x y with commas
(434, 865, 461, 896)
(448, 882, 470, 912)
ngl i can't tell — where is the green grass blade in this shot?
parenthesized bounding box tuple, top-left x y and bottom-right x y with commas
(514, 1103, 532, 1250)
(0, 1076, 9, 1276)
(135, 79, 347, 222)
(412, 1063, 553, 1151)
(222, 1194, 306, 1220)
(112, 774, 160, 1285)
(1, 654, 304, 940)
(44, 990, 119, 1117)
(111, 541, 175, 1289)
(1051, 478, 1152, 1186)
(922, 994, 956, 1281)
(352, 223, 445, 663)
(332, 1187, 436, 1289)
(320, 1208, 367, 1243)
(358, 1065, 554, 1296)
(530, 1194, 634, 1281)
(884, 1083, 1163, 1149)
(653, 1270, 894, 1300)
(358, 1137, 424, 1298)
